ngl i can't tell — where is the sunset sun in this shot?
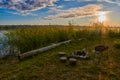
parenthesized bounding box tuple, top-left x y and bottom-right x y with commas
(98, 12, 106, 23)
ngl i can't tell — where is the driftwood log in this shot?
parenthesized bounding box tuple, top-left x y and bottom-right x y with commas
(18, 40, 71, 60)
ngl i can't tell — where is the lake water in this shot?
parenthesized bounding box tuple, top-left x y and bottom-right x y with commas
(0, 31, 11, 58)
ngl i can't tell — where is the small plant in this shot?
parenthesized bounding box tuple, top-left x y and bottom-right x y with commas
(114, 39, 120, 49)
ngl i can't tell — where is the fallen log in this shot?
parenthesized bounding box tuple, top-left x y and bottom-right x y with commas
(18, 40, 71, 60)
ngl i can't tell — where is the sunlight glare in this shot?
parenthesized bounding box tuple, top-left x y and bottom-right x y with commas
(98, 12, 106, 23)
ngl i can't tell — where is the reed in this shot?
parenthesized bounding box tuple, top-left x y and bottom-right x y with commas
(7, 25, 102, 53)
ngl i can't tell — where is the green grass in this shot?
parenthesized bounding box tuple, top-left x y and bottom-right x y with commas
(7, 26, 101, 53)
(0, 38, 120, 80)
(1, 24, 120, 80)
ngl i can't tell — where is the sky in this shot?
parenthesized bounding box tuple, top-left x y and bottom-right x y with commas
(0, 0, 120, 26)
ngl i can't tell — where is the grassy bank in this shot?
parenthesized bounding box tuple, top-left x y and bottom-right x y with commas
(1, 24, 120, 80)
(0, 38, 120, 80)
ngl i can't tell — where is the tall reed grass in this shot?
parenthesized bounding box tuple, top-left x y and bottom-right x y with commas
(7, 26, 102, 53)
(107, 28, 120, 49)
(108, 30, 120, 39)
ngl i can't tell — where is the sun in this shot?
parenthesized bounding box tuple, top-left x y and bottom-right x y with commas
(98, 15, 106, 23)
(98, 12, 106, 23)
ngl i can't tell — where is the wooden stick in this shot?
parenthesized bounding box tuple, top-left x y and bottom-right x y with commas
(18, 40, 71, 60)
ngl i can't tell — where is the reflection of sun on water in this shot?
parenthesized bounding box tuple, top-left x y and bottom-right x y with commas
(98, 12, 106, 23)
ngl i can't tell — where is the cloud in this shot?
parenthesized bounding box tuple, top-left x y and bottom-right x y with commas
(0, 0, 58, 13)
(64, 0, 94, 2)
(97, 0, 120, 6)
(7, 11, 38, 16)
(63, 0, 120, 6)
(64, 0, 75, 1)
(49, 5, 64, 12)
(44, 4, 104, 19)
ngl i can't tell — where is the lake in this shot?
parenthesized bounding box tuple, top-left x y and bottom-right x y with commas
(0, 31, 11, 58)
